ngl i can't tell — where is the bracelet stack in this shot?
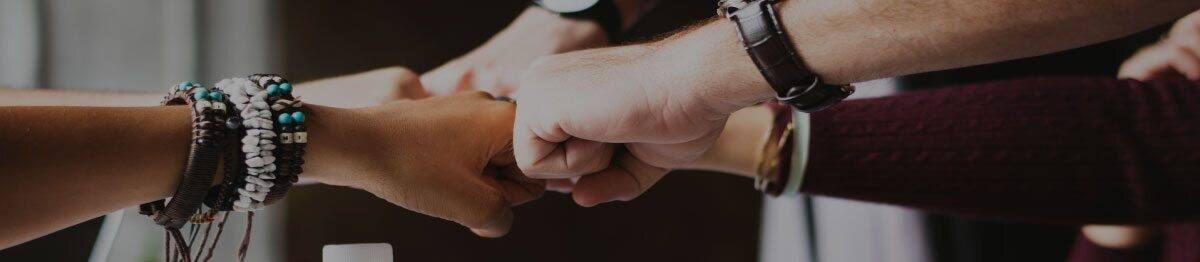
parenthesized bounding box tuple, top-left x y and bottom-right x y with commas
(142, 75, 307, 262)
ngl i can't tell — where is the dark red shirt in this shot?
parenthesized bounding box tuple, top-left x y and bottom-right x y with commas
(798, 76, 1199, 261)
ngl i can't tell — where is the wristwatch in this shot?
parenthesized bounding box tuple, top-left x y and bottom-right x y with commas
(719, 0, 854, 112)
(533, 0, 623, 41)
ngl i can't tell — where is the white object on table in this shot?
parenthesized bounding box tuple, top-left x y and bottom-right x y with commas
(323, 243, 393, 262)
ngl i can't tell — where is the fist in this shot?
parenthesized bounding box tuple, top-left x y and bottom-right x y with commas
(512, 45, 729, 206)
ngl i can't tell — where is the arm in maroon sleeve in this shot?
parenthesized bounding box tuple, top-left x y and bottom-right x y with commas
(801, 76, 1200, 225)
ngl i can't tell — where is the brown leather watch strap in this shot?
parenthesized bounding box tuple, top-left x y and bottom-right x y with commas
(720, 0, 854, 112)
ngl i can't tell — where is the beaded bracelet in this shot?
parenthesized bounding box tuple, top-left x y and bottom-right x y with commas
(248, 74, 306, 205)
(217, 77, 278, 211)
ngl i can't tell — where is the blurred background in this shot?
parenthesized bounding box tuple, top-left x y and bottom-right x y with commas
(0, 0, 1172, 261)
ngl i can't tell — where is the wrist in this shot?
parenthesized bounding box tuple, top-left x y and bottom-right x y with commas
(654, 19, 775, 115)
(301, 105, 378, 187)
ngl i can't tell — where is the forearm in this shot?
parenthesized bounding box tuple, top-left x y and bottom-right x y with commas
(777, 0, 1198, 84)
(799, 77, 1200, 224)
(0, 104, 358, 248)
(0, 106, 190, 247)
(659, 0, 1200, 112)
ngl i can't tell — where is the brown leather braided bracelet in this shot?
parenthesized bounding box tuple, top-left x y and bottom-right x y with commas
(205, 116, 248, 211)
(138, 81, 232, 261)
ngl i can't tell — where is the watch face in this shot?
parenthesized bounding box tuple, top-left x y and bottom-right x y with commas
(538, 0, 601, 13)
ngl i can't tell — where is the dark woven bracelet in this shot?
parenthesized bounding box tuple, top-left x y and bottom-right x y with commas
(139, 81, 233, 229)
(205, 105, 249, 211)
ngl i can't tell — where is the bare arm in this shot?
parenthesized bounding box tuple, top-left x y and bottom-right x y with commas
(779, 0, 1199, 84)
(0, 106, 191, 246)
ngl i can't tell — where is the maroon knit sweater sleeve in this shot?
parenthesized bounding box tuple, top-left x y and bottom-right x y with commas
(800, 76, 1200, 225)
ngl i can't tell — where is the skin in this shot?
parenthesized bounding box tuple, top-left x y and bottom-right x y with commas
(0, 91, 539, 249)
(0, 2, 650, 246)
(513, 0, 1200, 207)
(0, 2, 662, 251)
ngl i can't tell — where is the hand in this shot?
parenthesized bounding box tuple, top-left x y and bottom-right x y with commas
(512, 22, 773, 207)
(1118, 10, 1200, 81)
(421, 7, 608, 96)
(308, 92, 541, 237)
(296, 67, 430, 108)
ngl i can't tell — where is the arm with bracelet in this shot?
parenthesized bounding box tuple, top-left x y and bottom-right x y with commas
(0, 79, 539, 257)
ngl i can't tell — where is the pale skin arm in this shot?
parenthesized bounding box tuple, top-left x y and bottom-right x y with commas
(678, 0, 1200, 112)
(514, 0, 1200, 207)
(0, 92, 538, 249)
